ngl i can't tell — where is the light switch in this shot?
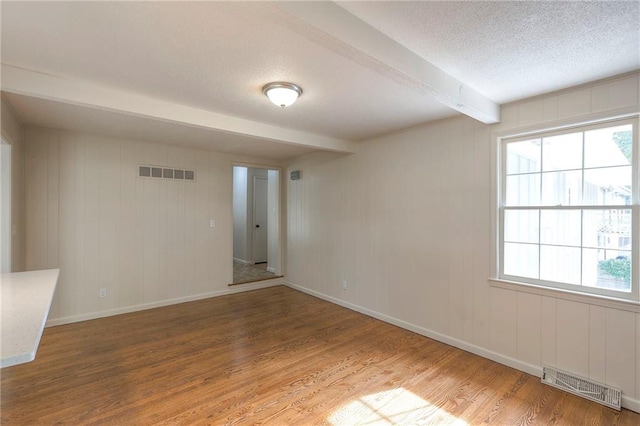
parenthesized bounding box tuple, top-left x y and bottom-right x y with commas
(209, 219, 216, 228)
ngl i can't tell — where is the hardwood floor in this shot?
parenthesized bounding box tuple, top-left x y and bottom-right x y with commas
(2, 285, 638, 425)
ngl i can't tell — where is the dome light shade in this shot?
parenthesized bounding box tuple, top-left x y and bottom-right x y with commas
(263, 82, 302, 108)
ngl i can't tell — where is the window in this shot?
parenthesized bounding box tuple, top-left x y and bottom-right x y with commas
(499, 118, 638, 300)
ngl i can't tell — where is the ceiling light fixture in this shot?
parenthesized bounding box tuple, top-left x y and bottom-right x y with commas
(262, 82, 303, 108)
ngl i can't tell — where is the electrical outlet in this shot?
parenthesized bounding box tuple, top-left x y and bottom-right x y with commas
(99, 288, 107, 298)
(342, 280, 348, 290)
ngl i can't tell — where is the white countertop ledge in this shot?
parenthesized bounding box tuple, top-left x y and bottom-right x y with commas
(1, 269, 59, 368)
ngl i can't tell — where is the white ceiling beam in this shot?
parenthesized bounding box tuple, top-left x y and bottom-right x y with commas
(271, 1, 500, 124)
(1, 64, 357, 154)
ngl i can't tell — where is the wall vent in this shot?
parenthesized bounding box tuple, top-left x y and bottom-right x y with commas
(138, 165, 196, 182)
(541, 366, 621, 410)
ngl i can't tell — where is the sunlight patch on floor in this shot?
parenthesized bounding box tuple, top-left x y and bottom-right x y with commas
(328, 387, 468, 425)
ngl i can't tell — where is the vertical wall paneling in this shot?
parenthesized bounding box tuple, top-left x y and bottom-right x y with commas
(555, 299, 589, 377)
(25, 129, 48, 270)
(471, 124, 491, 348)
(608, 76, 639, 110)
(425, 122, 451, 335)
(98, 141, 121, 309)
(165, 146, 182, 300)
(540, 296, 557, 367)
(637, 313, 640, 400)
(517, 99, 543, 127)
(83, 136, 102, 313)
(57, 134, 75, 319)
(489, 286, 517, 358)
(20, 72, 640, 407)
(2, 97, 26, 273)
(542, 96, 559, 123)
(460, 120, 476, 343)
(447, 119, 467, 340)
(285, 72, 640, 407)
(10, 128, 26, 273)
(118, 140, 136, 306)
(46, 132, 59, 271)
(605, 308, 636, 399)
(516, 292, 541, 367)
(591, 84, 610, 113)
(72, 135, 86, 316)
(500, 104, 519, 128)
(588, 305, 607, 384)
(24, 127, 280, 324)
(209, 155, 232, 286)
(131, 142, 146, 305)
(557, 88, 591, 119)
(44, 132, 59, 319)
(182, 149, 197, 297)
(192, 152, 209, 292)
(382, 130, 414, 324)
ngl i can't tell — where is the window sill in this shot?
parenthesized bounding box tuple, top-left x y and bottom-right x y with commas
(489, 278, 640, 313)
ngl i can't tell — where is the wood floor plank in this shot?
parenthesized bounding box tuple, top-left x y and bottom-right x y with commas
(2, 285, 638, 425)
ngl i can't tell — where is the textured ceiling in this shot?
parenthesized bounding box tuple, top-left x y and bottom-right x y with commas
(1, 1, 638, 160)
(339, 1, 640, 103)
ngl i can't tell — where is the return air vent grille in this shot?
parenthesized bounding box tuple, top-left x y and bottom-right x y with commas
(138, 165, 196, 182)
(541, 366, 621, 410)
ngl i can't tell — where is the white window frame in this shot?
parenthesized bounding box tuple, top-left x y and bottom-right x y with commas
(496, 116, 639, 303)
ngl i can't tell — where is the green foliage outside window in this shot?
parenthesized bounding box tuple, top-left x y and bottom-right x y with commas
(598, 257, 631, 283)
(613, 130, 632, 163)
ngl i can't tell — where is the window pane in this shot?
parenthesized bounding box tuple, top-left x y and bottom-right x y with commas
(540, 245, 581, 285)
(584, 125, 632, 168)
(504, 210, 539, 243)
(504, 242, 538, 279)
(501, 119, 635, 297)
(583, 209, 632, 249)
(541, 170, 582, 205)
(583, 166, 632, 205)
(505, 174, 540, 206)
(583, 248, 631, 292)
(506, 139, 541, 174)
(542, 132, 582, 171)
(540, 210, 581, 246)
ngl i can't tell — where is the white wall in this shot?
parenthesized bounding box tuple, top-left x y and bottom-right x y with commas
(0, 141, 11, 273)
(285, 72, 640, 411)
(23, 127, 283, 325)
(1, 96, 25, 272)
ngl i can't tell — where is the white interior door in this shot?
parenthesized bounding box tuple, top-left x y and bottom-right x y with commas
(252, 176, 268, 263)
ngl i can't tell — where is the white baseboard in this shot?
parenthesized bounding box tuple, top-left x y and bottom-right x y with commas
(46, 279, 284, 327)
(233, 257, 252, 265)
(266, 266, 276, 273)
(623, 395, 640, 415)
(284, 280, 640, 414)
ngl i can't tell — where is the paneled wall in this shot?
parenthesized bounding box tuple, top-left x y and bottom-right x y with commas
(1, 97, 25, 272)
(285, 72, 640, 410)
(24, 127, 282, 324)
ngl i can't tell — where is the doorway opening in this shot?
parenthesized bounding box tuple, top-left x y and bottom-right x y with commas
(232, 166, 282, 284)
